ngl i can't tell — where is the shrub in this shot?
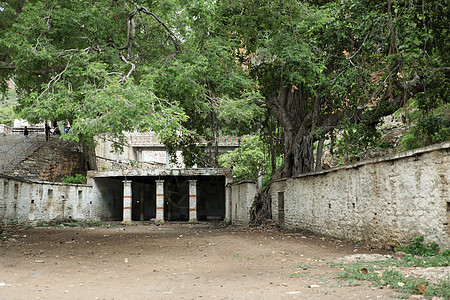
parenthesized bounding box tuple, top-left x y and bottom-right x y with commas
(399, 115, 450, 151)
(395, 236, 440, 257)
(62, 174, 87, 184)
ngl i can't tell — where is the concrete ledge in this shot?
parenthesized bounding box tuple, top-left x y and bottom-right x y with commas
(88, 167, 232, 178)
(274, 141, 450, 183)
(271, 142, 450, 249)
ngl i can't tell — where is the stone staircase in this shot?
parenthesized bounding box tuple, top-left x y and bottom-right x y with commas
(0, 133, 40, 173)
(0, 132, 84, 181)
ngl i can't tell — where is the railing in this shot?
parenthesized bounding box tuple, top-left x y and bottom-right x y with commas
(96, 156, 165, 171)
(10, 126, 44, 135)
(0, 131, 42, 172)
(0, 127, 81, 174)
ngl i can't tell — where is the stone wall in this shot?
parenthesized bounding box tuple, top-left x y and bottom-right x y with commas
(10, 144, 84, 182)
(230, 180, 257, 226)
(271, 142, 450, 249)
(0, 176, 94, 224)
(0, 124, 12, 135)
(91, 177, 124, 221)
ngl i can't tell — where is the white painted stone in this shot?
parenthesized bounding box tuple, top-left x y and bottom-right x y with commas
(230, 180, 257, 225)
(0, 178, 94, 224)
(155, 180, 164, 224)
(122, 180, 132, 223)
(270, 142, 450, 249)
(188, 180, 197, 223)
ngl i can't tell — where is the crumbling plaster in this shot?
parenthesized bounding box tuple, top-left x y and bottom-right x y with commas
(0, 176, 94, 224)
(270, 142, 450, 249)
(230, 180, 257, 226)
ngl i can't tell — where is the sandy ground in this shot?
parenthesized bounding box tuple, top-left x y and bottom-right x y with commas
(0, 223, 403, 300)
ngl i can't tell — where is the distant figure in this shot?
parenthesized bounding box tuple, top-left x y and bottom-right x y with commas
(45, 123, 50, 141)
(53, 125, 61, 135)
(24, 126, 29, 143)
(64, 122, 70, 134)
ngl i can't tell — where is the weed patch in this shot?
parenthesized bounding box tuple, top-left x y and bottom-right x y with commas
(333, 237, 450, 299)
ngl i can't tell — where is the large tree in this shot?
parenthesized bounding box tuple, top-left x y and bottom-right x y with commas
(0, 0, 262, 165)
(217, 0, 449, 221)
(1, 0, 448, 220)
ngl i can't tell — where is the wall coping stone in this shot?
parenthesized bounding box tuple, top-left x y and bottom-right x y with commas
(88, 167, 232, 178)
(228, 179, 257, 187)
(274, 141, 450, 183)
(0, 173, 91, 187)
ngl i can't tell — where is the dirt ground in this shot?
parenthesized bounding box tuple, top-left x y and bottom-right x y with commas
(0, 223, 405, 300)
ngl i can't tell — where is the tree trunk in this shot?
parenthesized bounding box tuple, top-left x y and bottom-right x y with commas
(251, 83, 318, 224)
(315, 138, 324, 172)
(270, 83, 317, 179)
(82, 143, 98, 171)
(279, 133, 314, 178)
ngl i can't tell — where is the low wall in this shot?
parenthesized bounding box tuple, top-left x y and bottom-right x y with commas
(271, 142, 450, 249)
(0, 124, 12, 135)
(0, 176, 95, 224)
(230, 180, 257, 226)
(10, 145, 84, 182)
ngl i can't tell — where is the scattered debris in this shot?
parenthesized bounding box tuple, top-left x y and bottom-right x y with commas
(340, 254, 388, 262)
(398, 267, 450, 284)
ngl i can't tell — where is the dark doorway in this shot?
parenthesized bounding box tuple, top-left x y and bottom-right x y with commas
(278, 192, 285, 227)
(165, 177, 189, 221)
(94, 175, 226, 222)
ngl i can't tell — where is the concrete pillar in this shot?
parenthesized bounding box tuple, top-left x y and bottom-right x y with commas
(188, 180, 198, 223)
(155, 180, 164, 224)
(122, 180, 132, 223)
(139, 185, 145, 221)
(225, 184, 232, 223)
(224, 170, 233, 225)
(135, 147, 143, 162)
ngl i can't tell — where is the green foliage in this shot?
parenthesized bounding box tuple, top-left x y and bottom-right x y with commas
(34, 219, 106, 228)
(1, 0, 448, 177)
(398, 130, 424, 152)
(400, 114, 450, 152)
(218, 135, 272, 182)
(0, 89, 18, 126)
(1, 0, 261, 157)
(396, 236, 440, 257)
(426, 281, 450, 299)
(0, 105, 15, 126)
(332, 235, 450, 298)
(331, 122, 382, 162)
(35, 221, 50, 228)
(335, 249, 450, 299)
(398, 253, 449, 268)
(0, 222, 17, 239)
(61, 174, 87, 184)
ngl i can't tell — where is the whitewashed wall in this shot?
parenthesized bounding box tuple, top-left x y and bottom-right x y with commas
(0, 176, 95, 224)
(271, 142, 450, 249)
(230, 180, 257, 226)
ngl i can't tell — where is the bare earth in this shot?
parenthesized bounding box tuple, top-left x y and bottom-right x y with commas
(0, 223, 402, 300)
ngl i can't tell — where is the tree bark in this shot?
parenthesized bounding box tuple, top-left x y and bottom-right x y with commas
(315, 138, 324, 172)
(82, 143, 98, 171)
(250, 72, 427, 224)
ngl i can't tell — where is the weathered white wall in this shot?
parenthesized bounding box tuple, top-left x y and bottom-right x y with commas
(95, 134, 179, 169)
(91, 177, 123, 221)
(0, 176, 95, 224)
(271, 142, 450, 249)
(230, 180, 257, 226)
(0, 124, 12, 135)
